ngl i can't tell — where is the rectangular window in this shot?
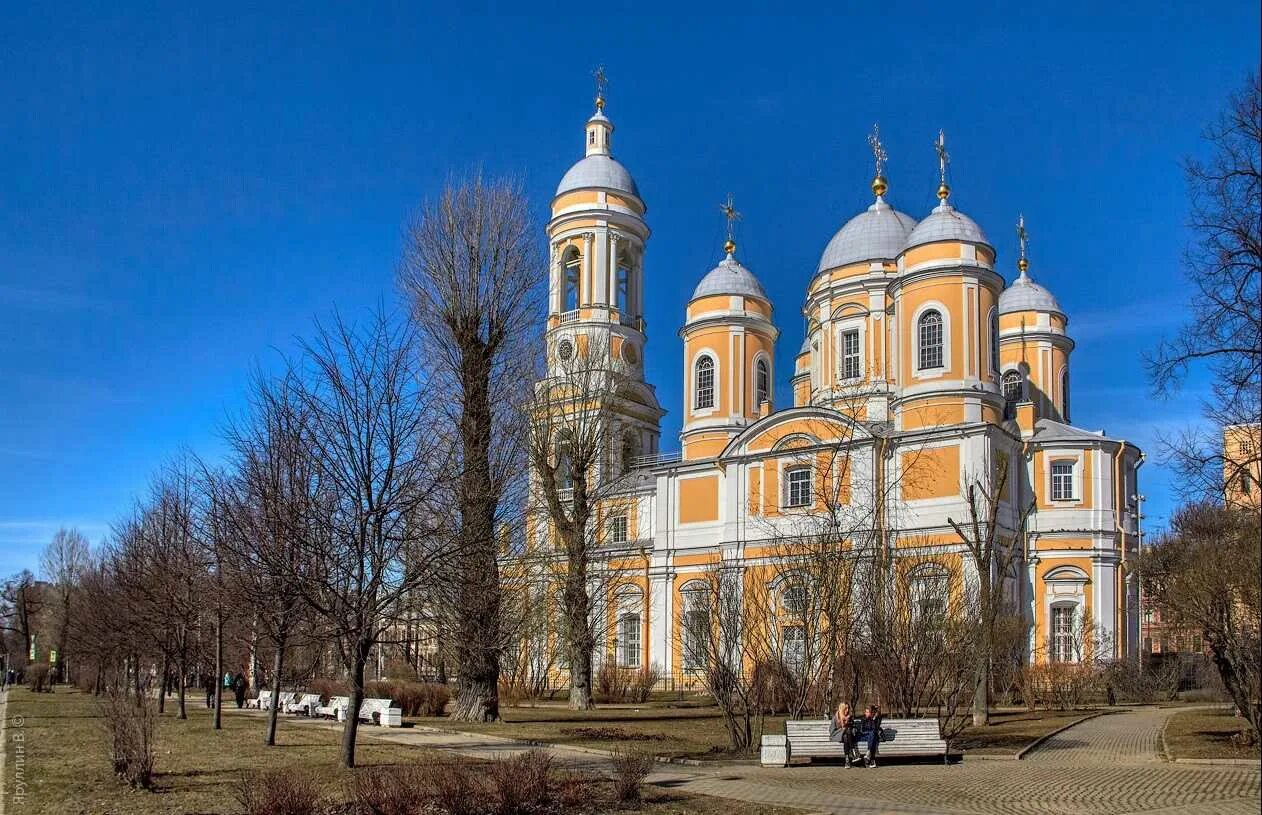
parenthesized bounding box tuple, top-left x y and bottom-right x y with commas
(617, 613, 641, 668)
(786, 467, 812, 507)
(1051, 461, 1075, 501)
(782, 625, 805, 671)
(841, 329, 861, 380)
(1051, 605, 1075, 663)
(608, 515, 628, 544)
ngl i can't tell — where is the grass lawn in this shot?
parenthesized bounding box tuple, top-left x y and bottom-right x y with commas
(0, 687, 797, 814)
(952, 708, 1102, 756)
(411, 702, 787, 761)
(1164, 706, 1261, 761)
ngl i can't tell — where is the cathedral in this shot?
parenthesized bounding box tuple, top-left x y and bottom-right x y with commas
(537, 87, 1143, 684)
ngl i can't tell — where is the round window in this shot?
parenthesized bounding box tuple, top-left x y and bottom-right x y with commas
(621, 342, 639, 366)
(557, 339, 574, 361)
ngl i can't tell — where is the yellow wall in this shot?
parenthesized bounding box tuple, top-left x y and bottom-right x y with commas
(902, 445, 959, 500)
(678, 475, 720, 524)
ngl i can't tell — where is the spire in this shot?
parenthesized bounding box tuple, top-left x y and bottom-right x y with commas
(867, 123, 889, 200)
(934, 129, 951, 204)
(1016, 213, 1030, 278)
(584, 66, 614, 157)
(719, 193, 742, 256)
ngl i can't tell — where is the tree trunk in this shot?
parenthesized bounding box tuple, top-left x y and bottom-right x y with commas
(341, 637, 371, 768)
(158, 653, 169, 713)
(265, 633, 288, 746)
(213, 610, 224, 730)
(177, 656, 188, 720)
(564, 561, 596, 710)
(973, 568, 992, 727)
(568, 641, 594, 710)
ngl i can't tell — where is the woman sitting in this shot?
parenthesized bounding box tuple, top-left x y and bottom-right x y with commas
(829, 701, 859, 767)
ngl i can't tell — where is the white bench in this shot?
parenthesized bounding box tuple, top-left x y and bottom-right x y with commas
(776, 718, 948, 766)
(316, 695, 349, 720)
(358, 697, 403, 727)
(285, 693, 321, 716)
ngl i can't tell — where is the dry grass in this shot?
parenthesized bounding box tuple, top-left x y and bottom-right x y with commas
(1, 687, 798, 814)
(412, 702, 787, 760)
(952, 708, 1101, 756)
(1164, 707, 1261, 761)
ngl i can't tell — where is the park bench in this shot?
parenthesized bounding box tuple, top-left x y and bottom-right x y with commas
(358, 697, 403, 727)
(763, 718, 948, 766)
(284, 693, 322, 716)
(316, 695, 350, 720)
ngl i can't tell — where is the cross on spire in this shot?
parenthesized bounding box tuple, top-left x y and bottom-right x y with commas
(593, 65, 607, 111)
(720, 193, 741, 255)
(1016, 213, 1030, 274)
(935, 129, 951, 201)
(867, 123, 889, 197)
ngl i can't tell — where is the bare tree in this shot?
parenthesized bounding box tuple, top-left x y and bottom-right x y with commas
(40, 527, 91, 683)
(948, 453, 1034, 727)
(524, 333, 638, 709)
(1147, 73, 1261, 497)
(399, 174, 542, 722)
(1139, 503, 1260, 737)
(281, 310, 448, 768)
(0, 570, 43, 670)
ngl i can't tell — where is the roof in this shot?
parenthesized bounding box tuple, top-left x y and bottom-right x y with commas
(903, 201, 989, 251)
(999, 270, 1064, 316)
(1032, 418, 1118, 443)
(555, 154, 641, 198)
(691, 254, 768, 300)
(817, 198, 918, 271)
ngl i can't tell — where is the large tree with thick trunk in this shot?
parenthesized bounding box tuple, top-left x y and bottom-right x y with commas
(399, 175, 541, 722)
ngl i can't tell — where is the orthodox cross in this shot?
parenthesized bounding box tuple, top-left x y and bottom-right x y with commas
(1016, 214, 1030, 272)
(593, 65, 607, 110)
(934, 129, 950, 185)
(720, 193, 741, 254)
(867, 123, 888, 180)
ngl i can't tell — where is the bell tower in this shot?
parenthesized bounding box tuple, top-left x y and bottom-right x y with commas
(545, 75, 664, 472)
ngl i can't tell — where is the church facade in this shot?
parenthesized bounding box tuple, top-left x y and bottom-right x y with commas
(535, 90, 1143, 685)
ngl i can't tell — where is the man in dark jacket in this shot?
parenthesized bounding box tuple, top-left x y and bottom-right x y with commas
(232, 672, 247, 709)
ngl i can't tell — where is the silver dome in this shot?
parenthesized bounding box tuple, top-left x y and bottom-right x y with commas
(903, 202, 989, 251)
(999, 271, 1064, 316)
(817, 199, 917, 272)
(555, 155, 640, 198)
(691, 254, 767, 300)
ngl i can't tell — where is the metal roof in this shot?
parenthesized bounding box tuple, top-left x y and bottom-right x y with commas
(903, 202, 990, 250)
(691, 254, 768, 300)
(999, 271, 1063, 316)
(555, 155, 640, 198)
(817, 199, 918, 272)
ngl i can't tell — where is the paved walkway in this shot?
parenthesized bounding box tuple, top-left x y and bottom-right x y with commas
(233, 706, 1260, 815)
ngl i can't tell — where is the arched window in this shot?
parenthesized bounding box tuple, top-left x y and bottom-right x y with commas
(562, 247, 581, 312)
(917, 310, 944, 370)
(989, 307, 1000, 375)
(1002, 370, 1024, 414)
(620, 432, 640, 474)
(1061, 368, 1071, 423)
(680, 581, 710, 672)
(755, 358, 770, 408)
(615, 251, 631, 315)
(555, 431, 574, 490)
(615, 586, 643, 668)
(694, 356, 715, 410)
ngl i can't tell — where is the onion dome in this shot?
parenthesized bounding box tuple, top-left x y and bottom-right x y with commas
(817, 197, 918, 272)
(555, 104, 641, 199)
(691, 244, 767, 301)
(903, 200, 990, 251)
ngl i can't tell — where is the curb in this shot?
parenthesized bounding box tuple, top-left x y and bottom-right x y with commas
(1171, 757, 1262, 766)
(1159, 710, 1174, 762)
(1016, 709, 1112, 760)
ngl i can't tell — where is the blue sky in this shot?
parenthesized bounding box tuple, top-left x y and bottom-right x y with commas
(2, 2, 1257, 576)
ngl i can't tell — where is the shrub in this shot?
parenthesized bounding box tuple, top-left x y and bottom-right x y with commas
(750, 659, 795, 714)
(235, 769, 325, 815)
(346, 765, 428, 815)
(308, 677, 348, 704)
(486, 751, 555, 814)
(609, 747, 655, 803)
(100, 689, 156, 790)
(27, 662, 51, 693)
(628, 665, 659, 704)
(595, 664, 660, 704)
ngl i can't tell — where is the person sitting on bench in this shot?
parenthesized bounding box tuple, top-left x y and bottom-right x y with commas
(830, 702, 859, 767)
(860, 704, 884, 767)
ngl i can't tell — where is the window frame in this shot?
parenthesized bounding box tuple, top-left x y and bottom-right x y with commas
(840, 327, 862, 382)
(607, 514, 628, 544)
(1050, 459, 1076, 502)
(754, 355, 771, 409)
(910, 302, 950, 378)
(562, 247, 582, 312)
(1050, 603, 1077, 663)
(693, 352, 717, 413)
(989, 306, 1000, 376)
(784, 464, 813, 508)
